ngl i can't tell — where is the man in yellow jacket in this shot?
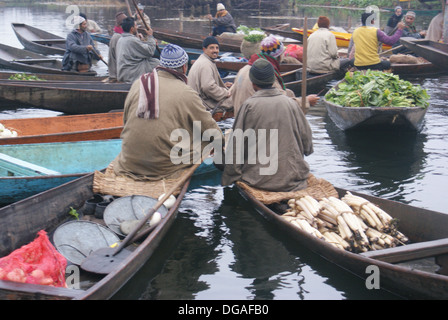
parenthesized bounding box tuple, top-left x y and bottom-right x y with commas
(352, 11, 404, 70)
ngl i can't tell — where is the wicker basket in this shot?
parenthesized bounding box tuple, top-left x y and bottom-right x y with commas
(236, 174, 338, 205)
(93, 163, 185, 198)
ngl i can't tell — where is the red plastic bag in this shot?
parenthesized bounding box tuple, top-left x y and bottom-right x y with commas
(0, 230, 67, 287)
(284, 44, 303, 62)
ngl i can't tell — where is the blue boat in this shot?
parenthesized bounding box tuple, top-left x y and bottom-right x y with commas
(0, 139, 217, 204)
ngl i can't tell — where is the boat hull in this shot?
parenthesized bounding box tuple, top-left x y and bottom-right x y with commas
(324, 100, 428, 131)
(237, 185, 448, 299)
(12, 23, 66, 55)
(400, 37, 448, 71)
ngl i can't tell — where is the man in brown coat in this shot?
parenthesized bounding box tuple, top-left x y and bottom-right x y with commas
(113, 44, 223, 180)
(187, 36, 233, 112)
(222, 59, 314, 192)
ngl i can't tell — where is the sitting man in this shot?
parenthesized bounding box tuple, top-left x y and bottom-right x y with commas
(392, 11, 427, 54)
(116, 17, 159, 83)
(351, 11, 404, 70)
(307, 16, 351, 74)
(62, 15, 103, 72)
(112, 44, 223, 180)
(188, 36, 233, 112)
(231, 35, 318, 115)
(206, 3, 237, 36)
(222, 59, 314, 192)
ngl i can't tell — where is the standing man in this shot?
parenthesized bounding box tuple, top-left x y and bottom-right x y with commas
(116, 17, 159, 83)
(351, 11, 404, 70)
(188, 36, 233, 112)
(230, 35, 318, 115)
(108, 12, 127, 82)
(206, 3, 237, 36)
(62, 15, 102, 72)
(222, 59, 314, 192)
(133, 3, 151, 28)
(112, 44, 223, 180)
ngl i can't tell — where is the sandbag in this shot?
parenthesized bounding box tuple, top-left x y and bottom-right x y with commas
(0, 230, 67, 287)
(240, 39, 261, 59)
(389, 54, 419, 64)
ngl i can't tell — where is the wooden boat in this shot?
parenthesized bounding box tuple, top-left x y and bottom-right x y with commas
(399, 37, 448, 70)
(285, 70, 343, 96)
(0, 80, 130, 113)
(11, 23, 66, 55)
(214, 59, 301, 73)
(236, 184, 448, 299)
(292, 28, 392, 50)
(0, 171, 191, 299)
(261, 24, 303, 42)
(323, 79, 428, 131)
(0, 139, 123, 204)
(90, 33, 111, 46)
(324, 100, 427, 131)
(0, 112, 123, 145)
(152, 27, 242, 53)
(0, 71, 107, 82)
(0, 43, 96, 76)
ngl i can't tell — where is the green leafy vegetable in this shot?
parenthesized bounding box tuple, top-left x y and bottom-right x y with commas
(325, 70, 430, 108)
(8, 73, 46, 81)
(69, 207, 79, 220)
(237, 25, 266, 43)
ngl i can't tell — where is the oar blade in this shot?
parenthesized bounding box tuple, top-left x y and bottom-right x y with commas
(80, 247, 133, 274)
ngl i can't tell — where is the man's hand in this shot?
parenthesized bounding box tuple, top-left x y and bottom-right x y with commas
(397, 21, 405, 30)
(224, 82, 233, 89)
(307, 94, 319, 106)
(206, 14, 212, 20)
(86, 45, 93, 52)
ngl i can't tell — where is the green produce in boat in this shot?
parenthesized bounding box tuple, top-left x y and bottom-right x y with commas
(325, 70, 430, 108)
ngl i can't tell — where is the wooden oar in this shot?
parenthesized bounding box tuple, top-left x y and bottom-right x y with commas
(80, 153, 208, 274)
(379, 45, 403, 56)
(91, 46, 108, 66)
(301, 17, 308, 110)
(130, 0, 161, 54)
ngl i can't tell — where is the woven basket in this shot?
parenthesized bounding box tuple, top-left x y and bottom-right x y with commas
(93, 163, 185, 198)
(236, 174, 338, 205)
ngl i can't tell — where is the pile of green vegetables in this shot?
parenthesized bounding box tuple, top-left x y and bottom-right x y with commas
(325, 70, 430, 108)
(237, 25, 266, 43)
(8, 73, 46, 81)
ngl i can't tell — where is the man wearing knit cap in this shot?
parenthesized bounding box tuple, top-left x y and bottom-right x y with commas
(230, 35, 318, 114)
(391, 11, 426, 54)
(351, 11, 405, 70)
(206, 2, 237, 36)
(108, 12, 127, 82)
(112, 44, 223, 179)
(62, 15, 102, 72)
(188, 36, 233, 112)
(307, 16, 350, 74)
(222, 59, 314, 192)
(116, 17, 159, 83)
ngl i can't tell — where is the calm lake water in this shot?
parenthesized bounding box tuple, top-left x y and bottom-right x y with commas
(0, 4, 446, 300)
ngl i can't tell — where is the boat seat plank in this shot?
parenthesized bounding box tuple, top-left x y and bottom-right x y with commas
(361, 238, 448, 263)
(14, 58, 58, 64)
(0, 152, 61, 176)
(33, 39, 66, 44)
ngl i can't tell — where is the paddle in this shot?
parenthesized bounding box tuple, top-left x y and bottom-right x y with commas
(80, 153, 208, 274)
(379, 44, 403, 56)
(91, 46, 108, 66)
(130, 0, 161, 54)
(301, 17, 308, 110)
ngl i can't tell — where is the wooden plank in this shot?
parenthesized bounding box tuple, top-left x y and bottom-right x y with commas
(14, 58, 58, 64)
(361, 238, 448, 263)
(33, 39, 66, 44)
(0, 153, 60, 176)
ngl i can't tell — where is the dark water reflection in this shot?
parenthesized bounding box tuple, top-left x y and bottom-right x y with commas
(0, 5, 446, 300)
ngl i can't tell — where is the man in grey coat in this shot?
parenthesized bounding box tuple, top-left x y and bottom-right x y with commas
(62, 15, 102, 72)
(116, 17, 159, 83)
(222, 59, 313, 192)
